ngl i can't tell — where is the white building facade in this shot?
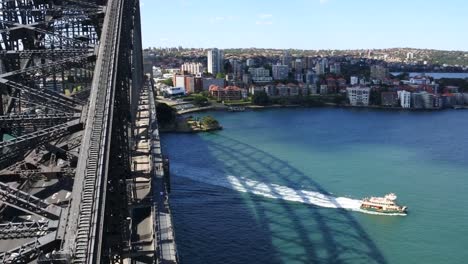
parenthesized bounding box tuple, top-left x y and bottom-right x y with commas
(207, 48, 224, 75)
(347, 87, 371, 106)
(398, 90, 411, 108)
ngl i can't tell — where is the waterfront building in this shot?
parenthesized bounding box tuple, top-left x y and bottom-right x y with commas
(346, 87, 371, 106)
(397, 90, 411, 108)
(174, 74, 196, 94)
(309, 84, 318, 95)
(272, 64, 289, 80)
(209, 85, 243, 101)
(411, 92, 425, 109)
(326, 77, 337, 94)
(248, 67, 273, 83)
(320, 84, 328, 95)
(299, 83, 309, 96)
(337, 78, 347, 91)
(421, 92, 436, 109)
(249, 85, 265, 95)
(370, 64, 389, 81)
(164, 87, 185, 97)
(288, 83, 299, 96)
(202, 77, 225, 90)
(207, 48, 224, 75)
(277, 84, 289, 97)
(264, 85, 276, 96)
(181, 62, 205, 75)
(381, 91, 398, 106)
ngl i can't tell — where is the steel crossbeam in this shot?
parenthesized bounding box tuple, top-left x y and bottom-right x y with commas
(0, 55, 93, 79)
(0, 49, 94, 59)
(0, 181, 62, 219)
(0, 232, 57, 263)
(0, 220, 58, 239)
(1, 79, 84, 112)
(0, 113, 80, 128)
(0, 119, 82, 167)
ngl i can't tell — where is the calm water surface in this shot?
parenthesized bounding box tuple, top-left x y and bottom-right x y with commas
(161, 108, 468, 264)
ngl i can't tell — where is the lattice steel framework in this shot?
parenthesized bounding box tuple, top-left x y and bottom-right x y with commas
(0, 0, 144, 263)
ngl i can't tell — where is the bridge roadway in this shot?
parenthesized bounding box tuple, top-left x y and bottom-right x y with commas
(148, 81, 178, 263)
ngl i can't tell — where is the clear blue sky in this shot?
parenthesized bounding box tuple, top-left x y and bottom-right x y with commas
(140, 0, 468, 51)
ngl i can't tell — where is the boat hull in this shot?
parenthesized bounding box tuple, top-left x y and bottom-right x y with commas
(360, 206, 407, 215)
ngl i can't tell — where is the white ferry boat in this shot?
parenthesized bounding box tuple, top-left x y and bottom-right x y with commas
(360, 193, 408, 214)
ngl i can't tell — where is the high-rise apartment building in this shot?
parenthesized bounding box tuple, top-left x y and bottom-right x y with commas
(272, 64, 289, 80)
(370, 64, 389, 81)
(207, 48, 224, 75)
(281, 51, 292, 66)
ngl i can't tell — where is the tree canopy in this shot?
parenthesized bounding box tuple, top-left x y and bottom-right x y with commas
(159, 78, 173, 87)
(252, 91, 270, 106)
(201, 116, 219, 128)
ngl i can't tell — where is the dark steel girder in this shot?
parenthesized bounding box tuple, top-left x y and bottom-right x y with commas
(0, 181, 62, 220)
(0, 231, 57, 263)
(0, 54, 94, 79)
(0, 13, 104, 33)
(1, 79, 84, 112)
(0, 166, 76, 178)
(0, 113, 80, 128)
(0, 220, 58, 239)
(0, 119, 82, 168)
(0, 48, 94, 59)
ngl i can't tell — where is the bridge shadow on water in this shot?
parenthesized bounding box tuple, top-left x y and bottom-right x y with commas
(164, 132, 387, 264)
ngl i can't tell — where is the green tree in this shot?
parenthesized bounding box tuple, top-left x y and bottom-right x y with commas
(156, 103, 176, 126)
(159, 78, 173, 86)
(251, 91, 270, 106)
(216, 72, 226, 79)
(201, 116, 219, 128)
(193, 95, 209, 106)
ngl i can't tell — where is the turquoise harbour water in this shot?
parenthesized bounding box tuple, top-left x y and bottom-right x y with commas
(161, 108, 468, 264)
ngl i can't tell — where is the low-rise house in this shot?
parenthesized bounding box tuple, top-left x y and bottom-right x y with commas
(277, 84, 289, 97)
(320, 84, 328, 95)
(264, 85, 276, 96)
(209, 85, 243, 101)
(288, 83, 299, 96)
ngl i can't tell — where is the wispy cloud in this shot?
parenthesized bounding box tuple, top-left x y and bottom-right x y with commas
(319, 0, 330, 4)
(258, 13, 273, 19)
(256, 13, 273, 26)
